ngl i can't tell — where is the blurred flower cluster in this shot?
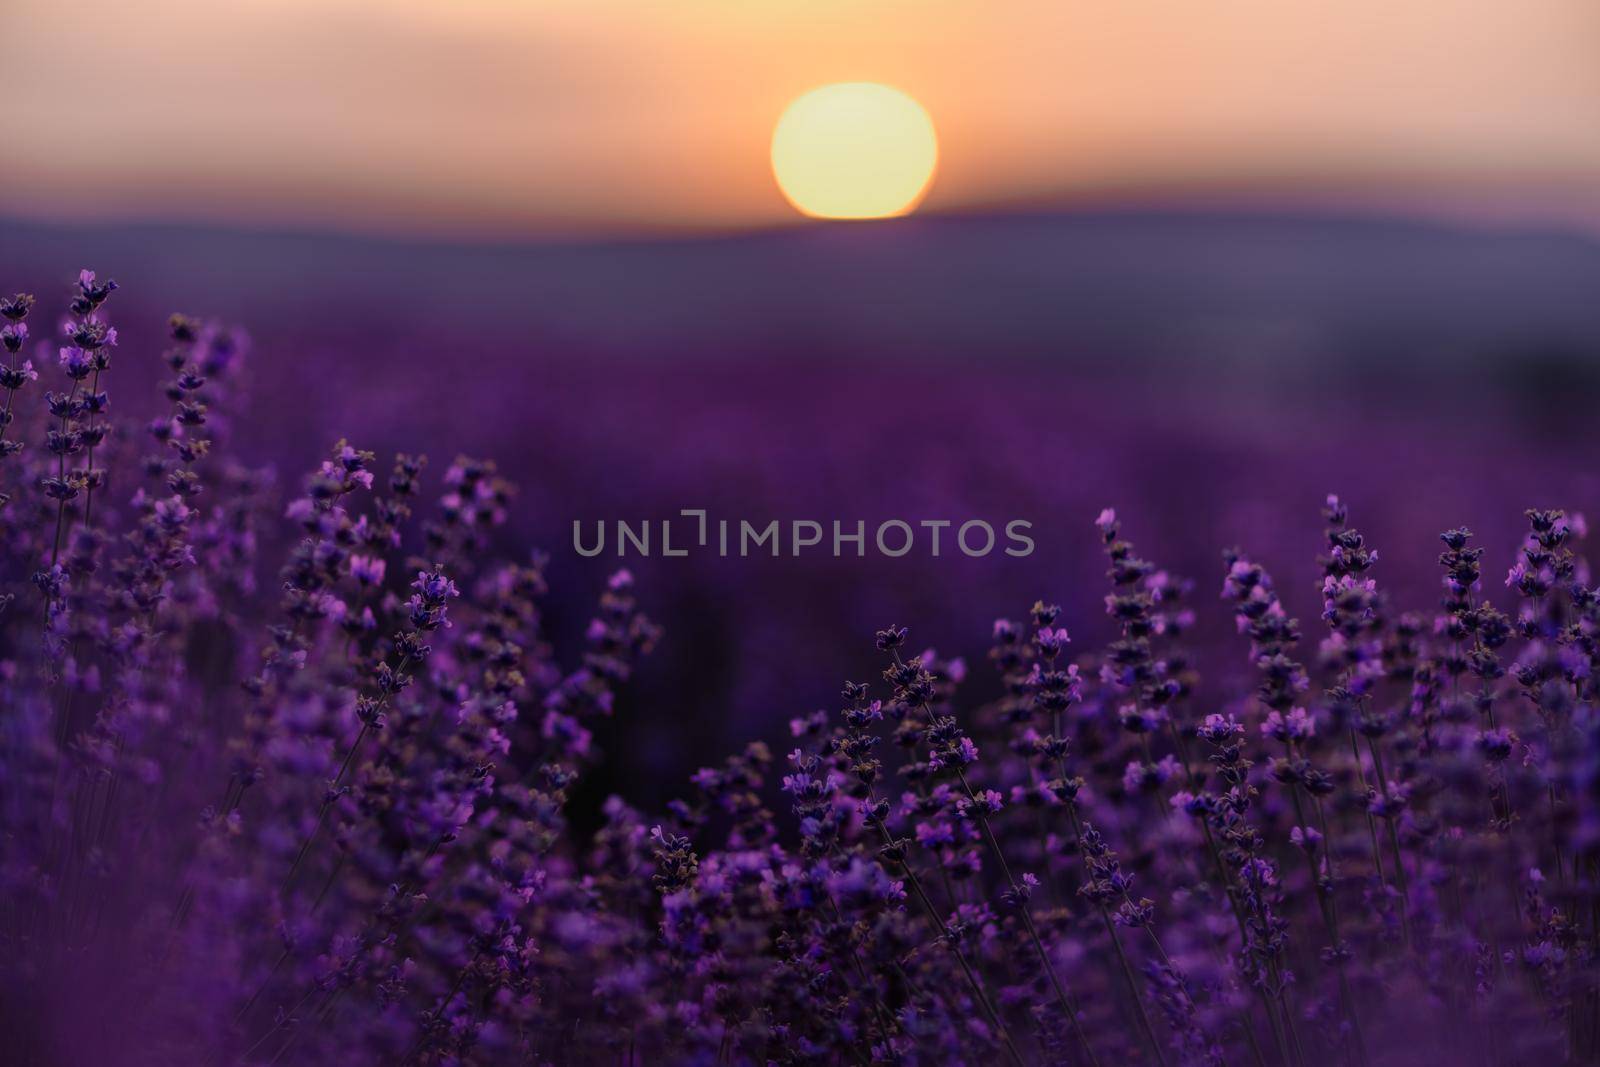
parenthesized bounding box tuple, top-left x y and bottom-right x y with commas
(1, 272, 1597, 1065)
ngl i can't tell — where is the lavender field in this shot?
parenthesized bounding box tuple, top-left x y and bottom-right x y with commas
(2, 215, 1599, 1064)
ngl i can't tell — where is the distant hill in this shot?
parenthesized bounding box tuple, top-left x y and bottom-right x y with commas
(3, 208, 1597, 380)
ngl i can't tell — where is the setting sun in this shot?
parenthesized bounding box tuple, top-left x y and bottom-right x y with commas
(771, 82, 938, 221)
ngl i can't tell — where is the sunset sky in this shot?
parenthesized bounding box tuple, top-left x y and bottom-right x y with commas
(3, 0, 1598, 237)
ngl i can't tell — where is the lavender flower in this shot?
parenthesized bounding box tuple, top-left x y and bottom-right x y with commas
(0, 267, 1591, 1067)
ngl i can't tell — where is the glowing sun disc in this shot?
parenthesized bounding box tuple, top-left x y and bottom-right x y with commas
(771, 82, 938, 220)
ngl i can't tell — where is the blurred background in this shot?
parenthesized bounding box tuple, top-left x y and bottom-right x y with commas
(3, 0, 1599, 804)
(6, 0, 1600, 234)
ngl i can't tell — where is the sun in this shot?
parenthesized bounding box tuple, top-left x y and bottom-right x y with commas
(771, 83, 938, 220)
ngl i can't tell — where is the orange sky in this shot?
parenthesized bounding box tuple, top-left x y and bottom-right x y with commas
(3, 0, 1598, 237)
